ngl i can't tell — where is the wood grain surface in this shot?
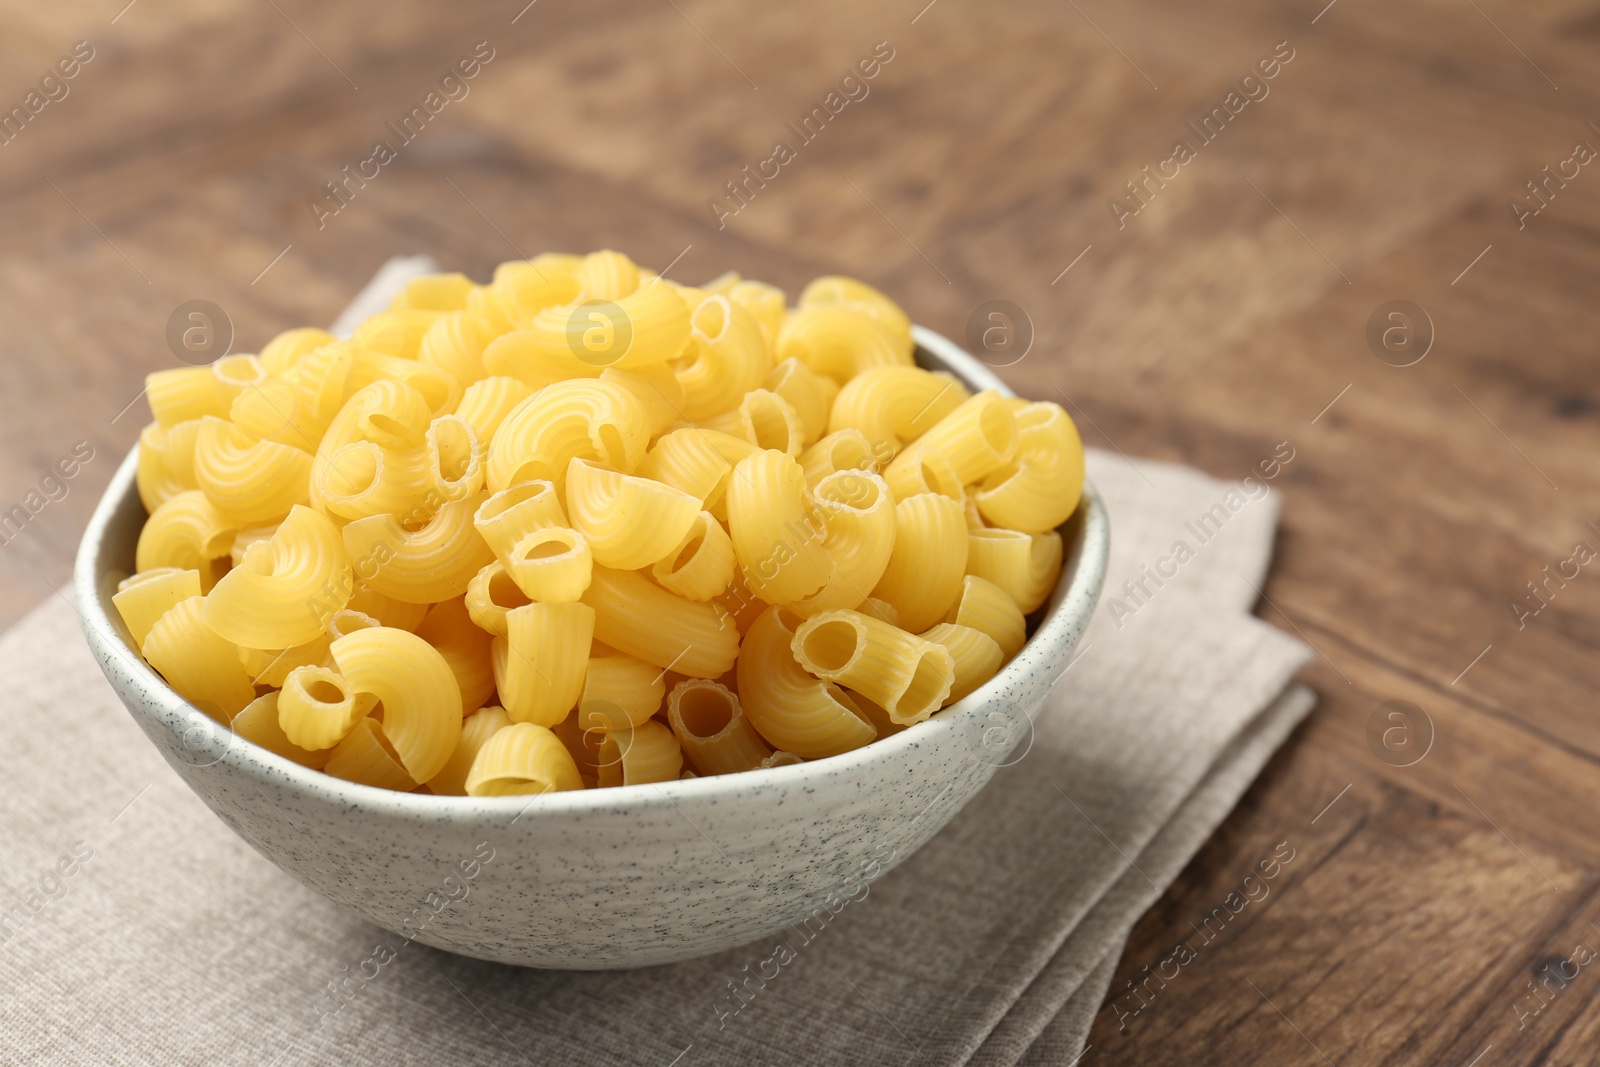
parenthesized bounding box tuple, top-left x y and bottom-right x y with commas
(2, 0, 1597, 1062)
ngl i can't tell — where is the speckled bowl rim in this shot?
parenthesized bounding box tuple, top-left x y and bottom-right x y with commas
(74, 324, 1109, 823)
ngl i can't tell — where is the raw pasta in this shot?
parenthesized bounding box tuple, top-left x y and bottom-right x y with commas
(115, 250, 1085, 796)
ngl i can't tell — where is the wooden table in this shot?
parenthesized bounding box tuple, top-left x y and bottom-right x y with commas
(2, 0, 1596, 1061)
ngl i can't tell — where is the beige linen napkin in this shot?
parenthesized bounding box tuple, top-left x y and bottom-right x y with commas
(0, 265, 1313, 1066)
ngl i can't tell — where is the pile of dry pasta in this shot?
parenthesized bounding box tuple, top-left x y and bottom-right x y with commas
(117, 252, 1085, 795)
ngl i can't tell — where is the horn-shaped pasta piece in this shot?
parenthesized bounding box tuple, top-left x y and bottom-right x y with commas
(229, 378, 329, 453)
(145, 365, 227, 428)
(426, 414, 484, 502)
(974, 401, 1085, 533)
(582, 566, 740, 678)
(595, 720, 683, 788)
(791, 610, 955, 726)
(513, 273, 692, 375)
(945, 574, 1027, 658)
(504, 526, 593, 603)
(798, 429, 878, 489)
(493, 602, 595, 727)
(315, 439, 431, 521)
(487, 379, 651, 491)
(702, 273, 788, 351)
(285, 341, 359, 422)
(323, 717, 417, 792)
(319, 379, 434, 456)
(345, 350, 460, 415)
(577, 648, 665, 731)
(789, 469, 896, 618)
(141, 596, 256, 721)
(193, 417, 313, 524)
(888, 451, 964, 503)
(466, 281, 516, 335)
(763, 358, 834, 447)
(699, 428, 761, 467)
(329, 626, 462, 783)
(703, 389, 806, 456)
(871, 493, 968, 633)
(776, 304, 910, 385)
(829, 366, 969, 462)
(113, 567, 201, 649)
(276, 665, 370, 750)
(674, 295, 769, 420)
(667, 678, 773, 776)
(650, 511, 735, 602)
(574, 249, 641, 298)
(729, 279, 788, 353)
(797, 275, 914, 357)
(589, 272, 692, 368)
(203, 505, 352, 648)
(566, 458, 701, 570)
(464, 560, 530, 637)
(638, 428, 735, 519)
(492, 258, 581, 325)
(474, 480, 566, 562)
(884, 391, 1019, 500)
(736, 607, 876, 759)
(726, 449, 833, 606)
(135, 489, 236, 592)
(340, 491, 494, 604)
(480, 327, 603, 390)
(918, 623, 1003, 705)
(427, 706, 511, 795)
(136, 419, 201, 511)
(465, 721, 583, 796)
(965, 528, 1063, 614)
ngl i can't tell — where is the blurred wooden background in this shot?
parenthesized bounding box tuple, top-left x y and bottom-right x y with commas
(2, 0, 1598, 1062)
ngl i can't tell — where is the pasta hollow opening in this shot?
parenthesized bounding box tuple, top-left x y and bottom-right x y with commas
(747, 399, 790, 452)
(921, 458, 962, 499)
(304, 678, 347, 706)
(326, 609, 380, 638)
(489, 567, 532, 610)
(801, 618, 863, 674)
(215, 354, 266, 389)
(667, 533, 705, 574)
(898, 651, 951, 721)
(692, 296, 729, 341)
(431, 419, 474, 473)
(817, 470, 883, 513)
(517, 531, 578, 562)
(596, 425, 628, 468)
(367, 709, 409, 765)
(978, 401, 1015, 454)
(678, 686, 735, 738)
(364, 412, 420, 450)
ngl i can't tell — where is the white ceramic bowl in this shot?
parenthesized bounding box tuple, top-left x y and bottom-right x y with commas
(74, 325, 1109, 969)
